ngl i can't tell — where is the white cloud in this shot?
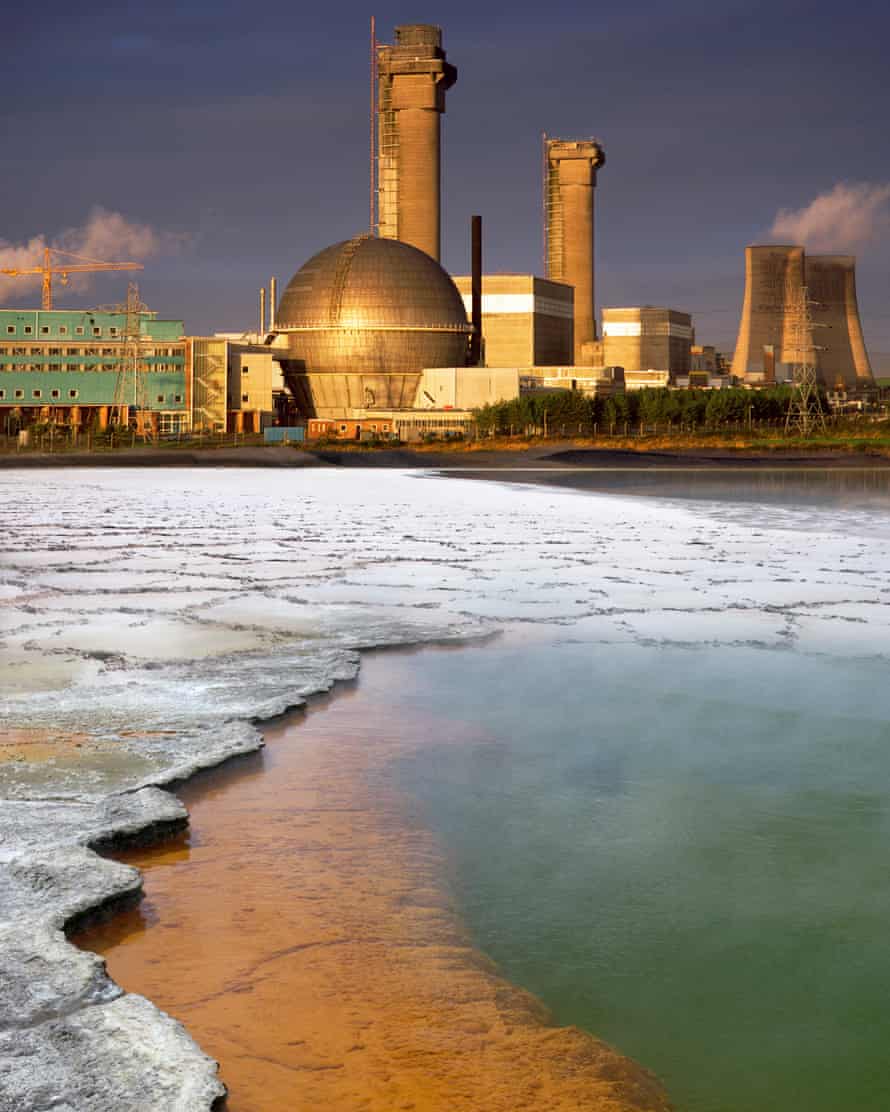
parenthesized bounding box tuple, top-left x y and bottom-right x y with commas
(0, 208, 185, 302)
(770, 182, 890, 253)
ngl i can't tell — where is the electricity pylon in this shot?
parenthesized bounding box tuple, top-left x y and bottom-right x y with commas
(784, 282, 826, 437)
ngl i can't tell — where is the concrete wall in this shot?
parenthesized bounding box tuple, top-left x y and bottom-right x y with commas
(415, 367, 523, 409)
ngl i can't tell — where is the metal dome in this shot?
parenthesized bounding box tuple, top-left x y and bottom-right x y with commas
(274, 235, 471, 418)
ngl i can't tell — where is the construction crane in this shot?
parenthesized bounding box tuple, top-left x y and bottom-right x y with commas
(0, 246, 143, 310)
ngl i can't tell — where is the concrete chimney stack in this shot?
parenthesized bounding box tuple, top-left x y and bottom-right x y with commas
(269, 277, 277, 330)
(544, 138, 606, 366)
(376, 24, 457, 261)
(260, 287, 266, 335)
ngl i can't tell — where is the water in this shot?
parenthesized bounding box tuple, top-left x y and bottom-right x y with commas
(389, 634, 890, 1111)
(6, 466, 890, 1109)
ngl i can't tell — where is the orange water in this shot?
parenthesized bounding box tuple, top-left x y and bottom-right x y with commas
(75, 650, 667, 1112)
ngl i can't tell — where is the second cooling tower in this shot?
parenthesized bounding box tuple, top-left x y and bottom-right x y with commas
(731, 245, 873, 389)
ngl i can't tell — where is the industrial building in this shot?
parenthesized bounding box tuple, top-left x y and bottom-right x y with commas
(730, 245, 874, 390)
(599, 307, 693, 379)
(186, 335, 287, 433)
(0, 307, 188, 435)
(452, 275, 573, 367)
(272, 234, 472, 419)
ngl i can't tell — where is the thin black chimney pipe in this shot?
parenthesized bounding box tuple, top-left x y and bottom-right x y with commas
(470, 214, 482, 366)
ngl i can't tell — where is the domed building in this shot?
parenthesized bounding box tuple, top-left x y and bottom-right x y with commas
(272, 234, 472, 419)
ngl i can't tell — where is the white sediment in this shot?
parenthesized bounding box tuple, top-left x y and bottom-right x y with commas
(2, 467, 890, 1110)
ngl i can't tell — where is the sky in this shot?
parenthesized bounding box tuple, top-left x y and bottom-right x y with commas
(4, 0, 890, 360)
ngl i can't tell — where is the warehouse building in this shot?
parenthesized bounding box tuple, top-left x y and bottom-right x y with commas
(0, 308, 188, 436)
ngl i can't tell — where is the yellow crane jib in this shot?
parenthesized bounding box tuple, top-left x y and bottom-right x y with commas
(0, 246, 143, 310)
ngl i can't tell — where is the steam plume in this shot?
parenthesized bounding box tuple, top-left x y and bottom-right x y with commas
(0, 208, 183, 301)
(770, 182, 890, 253)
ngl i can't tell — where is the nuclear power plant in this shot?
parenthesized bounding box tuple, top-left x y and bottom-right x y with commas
(731, 245, 873, 389)
(1, 19, 881, 440)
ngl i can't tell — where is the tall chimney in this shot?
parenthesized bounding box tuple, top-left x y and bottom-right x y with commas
(260, 287, 266, 335)
(269, 277, 277, 330)
(470, 215, 482, 366)
(376, 24, 457, 261)
(544, 138, 606, 366)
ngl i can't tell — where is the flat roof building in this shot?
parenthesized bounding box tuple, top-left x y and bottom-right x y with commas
(0, 307, 188, 436)
(601, 307, 693, 378)
(452, 275, 573, 369)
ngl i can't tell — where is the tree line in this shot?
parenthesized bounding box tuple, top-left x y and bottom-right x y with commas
(473, 386, 827, 436)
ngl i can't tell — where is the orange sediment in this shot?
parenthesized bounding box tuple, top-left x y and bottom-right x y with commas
(75, 656, 671, 1112)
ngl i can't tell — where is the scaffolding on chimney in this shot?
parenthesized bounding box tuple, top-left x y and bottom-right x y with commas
(543, 138, 564, 282)
(376, 58, 399, 240)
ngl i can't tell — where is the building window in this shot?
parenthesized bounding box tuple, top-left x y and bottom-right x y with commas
(49, 347, 61, 355)
(0, 390, 5, 399)
(69, 389, 78, 399)
(30, 348, 41, 356)
(32, 389, 41, 398)
(92, 327, 101, 336)
(339, 424, 347, 432)
(109, 327, 118, 336)
(241, 393, 249, 403)
(6, 326, 15, 335)
(174, 394, 183, 403)
(24, 325, 32, 335)
(14, 389, 23, 399)
(156, 394, 165, 403)
(48, 364, 61, 371)
(59, 326, 68, 336)
(67, 348, 79, 355)
(51, 389, 60, 399)
(75, 326, 84, 335)
(41, 326, 49, 335)
(242, 367, 249, 375)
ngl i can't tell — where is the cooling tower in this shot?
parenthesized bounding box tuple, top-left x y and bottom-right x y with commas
(730, 245, 805, 382)
(544, 138, 606, 366)
(805, 255, 873, 390)
(376, 25, 457, 262)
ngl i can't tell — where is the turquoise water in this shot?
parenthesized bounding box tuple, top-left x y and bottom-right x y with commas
(387, 481, 890, 1111)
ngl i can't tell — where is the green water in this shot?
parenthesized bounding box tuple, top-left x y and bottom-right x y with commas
(389, 634, 890, 1112)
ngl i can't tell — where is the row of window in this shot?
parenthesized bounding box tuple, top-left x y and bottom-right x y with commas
(0, 388, 80, 400)
(2, 364, 182, 373)
(0, 346, 182, 357)
(5, 324, 118, 338)
(0, 388, 184, 402)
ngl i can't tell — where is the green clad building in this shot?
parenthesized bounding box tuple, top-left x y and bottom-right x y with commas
(0, 308, 189, 436)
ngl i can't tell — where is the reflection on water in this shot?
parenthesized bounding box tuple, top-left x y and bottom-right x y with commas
(462, 466, 890, 510)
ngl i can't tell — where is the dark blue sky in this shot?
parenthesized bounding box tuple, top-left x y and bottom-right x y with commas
(5, 0, 890, 356)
